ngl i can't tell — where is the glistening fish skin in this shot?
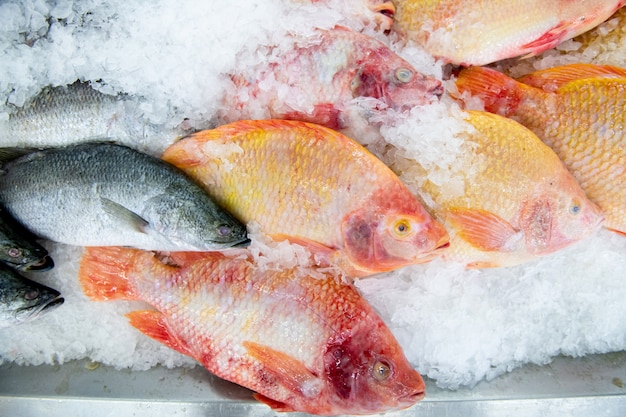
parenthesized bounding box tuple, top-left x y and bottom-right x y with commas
(0, 81, 181, 153)
(0, 143, 248, 251)
(0, 207, 53, 271)
(162, 119, 449, 277)
(390, 0, 626, 66)
(0, 264, 64, 328)
(455, 64, 626, 236)
(79, 246, 425, 416)
(417, 111, 604, 268)
(221, 26, 442, 132)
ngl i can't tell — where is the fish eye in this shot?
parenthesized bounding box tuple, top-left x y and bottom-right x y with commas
(217, 224, 232, 236)
(570, 200, 581, 215)
(7, 247, 22, 258)
(395, 68, 414, 84)
(24, 289, 40, 301)
(372, 361, 392, 381)
(393, 219, 411, 237)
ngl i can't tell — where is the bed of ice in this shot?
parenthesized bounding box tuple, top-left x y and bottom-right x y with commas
(1, 0, 625, 391)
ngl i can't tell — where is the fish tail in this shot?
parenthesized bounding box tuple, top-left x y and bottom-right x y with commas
(78, 246, 142, 301)
(455, 67, 533, 116)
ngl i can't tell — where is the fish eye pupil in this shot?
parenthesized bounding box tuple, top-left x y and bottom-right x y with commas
(395, 68, 414, 83)
(373, 361, 391, 381)
(395, 220, 410, 235)
(571, 204, 581, 215)
(7, 248, 22, 258)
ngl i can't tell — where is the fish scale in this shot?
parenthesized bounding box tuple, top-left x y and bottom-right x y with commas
(79, 247, 425, 415)
(162, 119, 449, 277)
(456, 65, 626, 235)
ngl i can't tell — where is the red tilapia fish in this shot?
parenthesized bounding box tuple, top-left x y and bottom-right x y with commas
(389, 0, 626, 66)
(79, 247, 426, 416)
(455, 64, 626, 235)
(162, 119, 450, 277)
(220, 26, 442, 133)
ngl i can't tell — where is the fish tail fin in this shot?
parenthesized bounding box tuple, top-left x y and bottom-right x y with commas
(78, 246, 142, 301)
(455, 67, 535, 116)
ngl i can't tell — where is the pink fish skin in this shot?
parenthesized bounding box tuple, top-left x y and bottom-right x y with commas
(390, 0, 626, 66)
(221, 26, 442, 131)
(79, 247, 426, 416)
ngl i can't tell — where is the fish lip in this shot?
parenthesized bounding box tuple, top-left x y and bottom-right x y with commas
(230, 237, 251, 248)
(398, 390, 426, 408)
(17, 255, 55, 272)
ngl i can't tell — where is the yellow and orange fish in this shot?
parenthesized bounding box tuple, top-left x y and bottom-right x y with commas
(410, 110, 604, 268)
(79, 246, 426, 415)
(162, 119, 449, 277)
(455, 64, 626, 235)
(389, 0, 626, 66)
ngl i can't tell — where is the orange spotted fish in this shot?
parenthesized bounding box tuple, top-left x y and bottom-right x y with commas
(390, 0, 626, 66)
(79, 246, 426, 415)
(456, 64, 626, 235)
(162, 119, 449, 277)
(417, 111, 604, 268)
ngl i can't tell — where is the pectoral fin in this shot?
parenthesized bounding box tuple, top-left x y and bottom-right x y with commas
(447, 208, 518, 252)
(126, 310, 195, 358)
(243, 341, 319, 398)
(518, 64, 626, 91)
(253, 393, 295, 412)
(100, 197, 150, 234)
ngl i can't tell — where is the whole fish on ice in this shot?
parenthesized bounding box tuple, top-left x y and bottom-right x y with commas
(220, 26, 442, 139)
(79, 246, 425, 415)
(455, 64, 626, 235)
(0, 264, 63, 328)
(412, 111, 603, 268)
(0, 207, 53, 271)
(0, 143, 249, 251)
(162, 119, 449, 277)
(389, 0, 626, 66)
(0, 81, 184, 154)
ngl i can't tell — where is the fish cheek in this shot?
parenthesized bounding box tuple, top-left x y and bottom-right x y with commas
(521, 199, 553, 253)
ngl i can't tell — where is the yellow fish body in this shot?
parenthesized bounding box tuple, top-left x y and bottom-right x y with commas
(162, 119, 449, 277)
(416, 111, 603, 268)
(391, 0, 626, 66)
(456, 64, 626, 235)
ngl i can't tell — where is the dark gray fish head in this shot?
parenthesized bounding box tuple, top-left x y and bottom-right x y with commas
(0, 267, 64, 328)
(0, 208, 53, 271)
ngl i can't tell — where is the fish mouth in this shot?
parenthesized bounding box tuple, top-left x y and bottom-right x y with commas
(17, 294, 64, 319)
(18, 255, 55, 272)
(398, 390, 426, 409)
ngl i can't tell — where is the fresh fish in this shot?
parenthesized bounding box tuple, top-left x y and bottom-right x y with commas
(0, 264, 64, 328)
(0, 207, 53, 271)
(79, 246, 425, 415)
(413, 111, 603, 268)
(162, 119, 449, 277)
(221, 26, 442, 134)
(389, 0, 626, 66)
(0, 81, 182, 154)
(455, 64, 626, 235)
(0, 143, 249, 251)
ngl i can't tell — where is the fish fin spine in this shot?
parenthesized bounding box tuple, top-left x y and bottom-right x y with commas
(78, 246, 141, 301)
(518, 64, 626, 91)
(253, 393, 296, 412)
(447, 208, 518, 252)
(126, 310, 196, 358)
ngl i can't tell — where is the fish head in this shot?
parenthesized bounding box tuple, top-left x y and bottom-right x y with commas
(350, 44, 442, 109)
(519, 174, 604, 255)
(342, 188, 449, 274)
(321, 322, 425, 414)
(0, 242, 53, 271)
(143, 187, 249, 250)
(0, 270, 64, 327)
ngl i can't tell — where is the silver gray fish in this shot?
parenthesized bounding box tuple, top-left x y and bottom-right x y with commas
(0, 81, 184, 154)
(0, 142, 249, 251)
(0, 207, 53, 271)
(0, 265, 64, 328)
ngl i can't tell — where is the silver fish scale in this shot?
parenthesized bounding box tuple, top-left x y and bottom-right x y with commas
(0, 143, 248, 251)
